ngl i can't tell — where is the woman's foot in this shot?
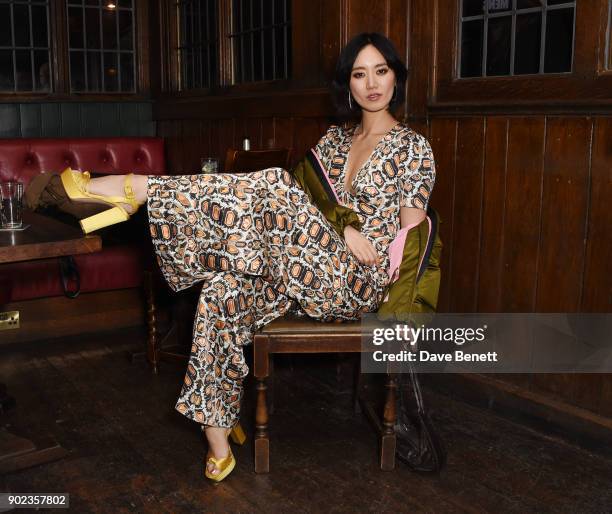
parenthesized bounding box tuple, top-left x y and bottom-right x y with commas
(204, 427, 232, 477)
(60, 169, 148, 233)
(203, 424, 246, 480)
(85, 174, 148, 214)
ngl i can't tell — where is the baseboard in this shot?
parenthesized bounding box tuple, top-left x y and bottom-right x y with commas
(427, 373, 612, 456)
(0, 289, 146, 345)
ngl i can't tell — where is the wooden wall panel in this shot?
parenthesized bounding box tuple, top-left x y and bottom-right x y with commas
(347, 0, 390, 36)
(429, 118, 457, 313)
(582, 117, 612, 312)
(501, 117, 546, 312)
(535, 118, 591, 313)
(449, 117, 485, 313)
(532, 117, 592, 401)
(478, 117, 507, 312)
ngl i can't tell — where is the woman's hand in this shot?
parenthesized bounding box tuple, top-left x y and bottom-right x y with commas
(344, 225, 380, 266)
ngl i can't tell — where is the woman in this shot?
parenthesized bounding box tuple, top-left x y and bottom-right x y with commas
(59, 32, 436, 481)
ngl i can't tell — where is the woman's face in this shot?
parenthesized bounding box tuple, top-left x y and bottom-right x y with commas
(349, 44, 396, 113)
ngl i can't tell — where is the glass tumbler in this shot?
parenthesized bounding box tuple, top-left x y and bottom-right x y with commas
(0, 181, 24, 229)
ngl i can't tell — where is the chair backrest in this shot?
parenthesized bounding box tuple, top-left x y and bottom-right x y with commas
(224, 148, 291, 173)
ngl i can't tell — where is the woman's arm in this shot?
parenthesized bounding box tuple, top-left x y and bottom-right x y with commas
(400, 206, 426, 229)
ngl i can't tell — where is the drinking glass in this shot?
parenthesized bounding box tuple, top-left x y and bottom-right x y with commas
(200, 157, 219, 174)
(0, 181, 24, 229)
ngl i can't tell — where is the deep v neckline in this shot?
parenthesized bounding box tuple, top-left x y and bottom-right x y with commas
(343, 122, 401, 195)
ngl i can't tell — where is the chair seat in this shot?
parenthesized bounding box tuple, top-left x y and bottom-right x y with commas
(259, 314, 362, 335)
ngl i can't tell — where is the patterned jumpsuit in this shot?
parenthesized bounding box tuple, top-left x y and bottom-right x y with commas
(146, 122, 436, 428)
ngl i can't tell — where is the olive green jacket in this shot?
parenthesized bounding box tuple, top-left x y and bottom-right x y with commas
(291, 149, 442, 320)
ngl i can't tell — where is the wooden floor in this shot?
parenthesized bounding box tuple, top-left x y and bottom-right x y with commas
(1, 329, 611, 514)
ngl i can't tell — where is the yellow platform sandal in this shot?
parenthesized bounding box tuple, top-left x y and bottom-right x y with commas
(204, 423, 247, 482)
(60, 167, 143, 234)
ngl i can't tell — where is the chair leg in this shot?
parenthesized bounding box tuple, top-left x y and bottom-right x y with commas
(254, 376, 269, 473)
(144, 270, 159, 374)
(380, 373, 397, 471)
(268, 355, 275, 415)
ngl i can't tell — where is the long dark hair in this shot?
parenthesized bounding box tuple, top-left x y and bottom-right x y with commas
(332, 33, 408, 119)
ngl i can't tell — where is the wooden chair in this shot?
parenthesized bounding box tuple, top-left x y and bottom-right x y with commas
(253, 314, 398, 473)
(224, 148, 291, 172)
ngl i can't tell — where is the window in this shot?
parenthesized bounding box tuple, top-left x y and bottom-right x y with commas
(230, 0, 291, 83)
(0, 0, 52, 92)
(174, 0, 292, 92)
(0, 0, 143, 97)
(176, 0, 218, 90)
(459, 0, 576, 77)
(67, 0, 136, 92)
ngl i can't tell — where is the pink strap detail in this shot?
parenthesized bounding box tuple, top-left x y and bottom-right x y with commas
(386, 216, 433, 285)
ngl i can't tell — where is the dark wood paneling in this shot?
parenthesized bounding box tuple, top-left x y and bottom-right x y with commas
(429, 118, 457, 313)
(449, 117, 485, 313)
(536, 118, 591, 313)
(582, 117, 612, 313)
(532, 117, 592, 401)
(478, 117, 507, 312)
(501, 117, 546, 312)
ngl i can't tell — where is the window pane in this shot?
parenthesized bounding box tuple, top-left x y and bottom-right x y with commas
(103, 51, 118, 91)
(547, 0, 570, 4)
(15, 50, 33, 90)
(34, 50, 50, 90)
(102, 9, 117, 50)
(544, 7, 573, 72)
(117, 0, 132, 7)
(485, 0, 511, 13)
(87, 50, 101, 90)
(85, 0, 100, 6)
(69, 7, 84, 48)
(515, 12, 541, 74)
(120, 52, 133, 91)
(85, 7, 101, 49)
(0, 5, 12, 47)
(32, 5, 48, 48)
(517, 0, 542, 8)
(119, 10, 133, 50)
(462, 0, 483, 17)
(0, 50, 15, 91)
(461, 19, 483, 77)
(70, 51, 86, 90)
(486, 16, 512, 76)
(13, 4, 31, 47)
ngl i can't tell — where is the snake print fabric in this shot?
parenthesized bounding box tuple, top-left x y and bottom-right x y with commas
(147, 168, 385, 428)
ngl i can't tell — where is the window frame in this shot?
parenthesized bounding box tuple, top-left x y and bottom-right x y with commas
(0, 0, 150, 102)
(433, 0, 612, 107)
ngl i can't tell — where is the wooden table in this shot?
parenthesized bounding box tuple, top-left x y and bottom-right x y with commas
(0, 210, 102, 473)
(0, 210, 101, 264)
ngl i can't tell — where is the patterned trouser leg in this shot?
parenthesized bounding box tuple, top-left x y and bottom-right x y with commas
(147, 168, 383, 428)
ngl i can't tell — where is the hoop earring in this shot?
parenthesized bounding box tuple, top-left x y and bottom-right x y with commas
(348, 91, 353, 110)
(391, 85, 397, 102)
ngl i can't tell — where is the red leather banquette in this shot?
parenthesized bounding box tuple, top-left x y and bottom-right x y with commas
(0, 137, 166, 303)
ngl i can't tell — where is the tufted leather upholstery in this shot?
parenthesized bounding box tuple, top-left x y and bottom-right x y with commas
(0, 137, 165, 185)
(0, 137, 166, 302)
